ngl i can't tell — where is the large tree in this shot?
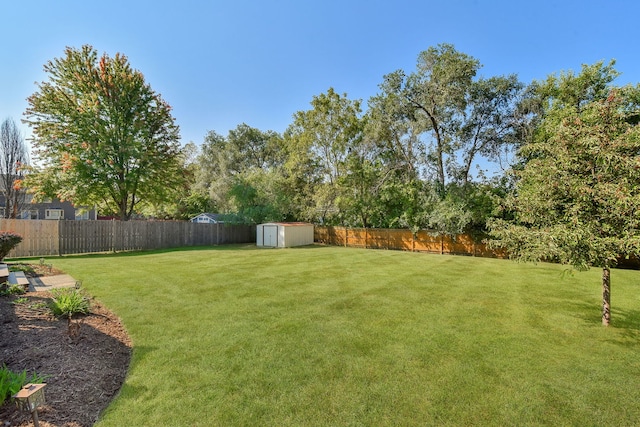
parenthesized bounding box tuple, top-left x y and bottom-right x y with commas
(455, 74, 524, 185)
(373, 44, 480, 189)
(283, 88, 364, 224)
(141, 141, 213, 220)
(489, 63, 640, 326)
(194, 124, 285, 221)
(23, 45, 183, 220)
(0, 118, 29, 218)
(366, 44, 523, 233)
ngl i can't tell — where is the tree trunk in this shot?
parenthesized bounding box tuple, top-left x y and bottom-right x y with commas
(602, 266, 611, 326)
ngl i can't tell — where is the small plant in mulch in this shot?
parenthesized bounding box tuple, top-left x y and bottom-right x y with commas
(6, 261, 63, 278)
(49, 288, 91, 318)
(29, 301, 49, 311)
(11, 297, 28, 305)
(8, 263, 35, 275)
(0, 283, 25, 296)
(49, 288, 92, 339)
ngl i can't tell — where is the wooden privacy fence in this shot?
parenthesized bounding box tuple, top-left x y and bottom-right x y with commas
(314, 226, 505, 258)
(0, 219, 256, 258)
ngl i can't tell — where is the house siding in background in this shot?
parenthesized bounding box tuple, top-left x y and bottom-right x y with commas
(15, 197, 97, 220)
(0, 197, 96, 220)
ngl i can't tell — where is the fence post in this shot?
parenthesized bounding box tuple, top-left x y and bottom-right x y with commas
(110, 219, 114, 252)
(57, 220, 62, 256)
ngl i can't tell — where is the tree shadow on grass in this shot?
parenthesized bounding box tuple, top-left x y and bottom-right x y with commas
(11, 244, 259, 262)
(569, 301, 640, 330)
(568, 300, 640, 347)
(606, 308, 640, 348)
(567, 301, 602, 326)
(611, 308, 640, 332)
(25, 243, 329, 262)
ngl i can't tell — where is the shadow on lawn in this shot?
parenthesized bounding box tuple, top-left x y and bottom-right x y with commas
(130, 345, 157, 364)
(565, 303, 639, 347)
(15, 244, 261, 262)
(612, 308, 640, 331)
(23, 243, 328, 262)
(569, 301, 640, 331)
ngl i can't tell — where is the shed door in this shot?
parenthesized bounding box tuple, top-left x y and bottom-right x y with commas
(263, 225, 278, 247)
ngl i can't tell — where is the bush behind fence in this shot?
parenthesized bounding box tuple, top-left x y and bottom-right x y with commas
(0, 219, 256, 258)
(314, 226, 505, 258)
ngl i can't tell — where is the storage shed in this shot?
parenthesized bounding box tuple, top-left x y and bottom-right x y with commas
(256, 222, 314, 248)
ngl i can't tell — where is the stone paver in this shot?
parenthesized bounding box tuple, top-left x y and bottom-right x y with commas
(9, 271, 30, 286)
(28, 274, 79, 292)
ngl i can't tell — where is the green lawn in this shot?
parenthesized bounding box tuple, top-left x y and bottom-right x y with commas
(42, 245, 640, 426)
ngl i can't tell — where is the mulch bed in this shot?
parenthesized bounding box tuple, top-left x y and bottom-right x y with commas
(0, 264, 132, 427)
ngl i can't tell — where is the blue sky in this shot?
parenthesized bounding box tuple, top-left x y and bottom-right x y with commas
(2, 0, 639, 149)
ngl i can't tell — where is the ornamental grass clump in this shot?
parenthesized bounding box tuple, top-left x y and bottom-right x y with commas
(0, 231, 22, 261)
(49, 288, 91, 318)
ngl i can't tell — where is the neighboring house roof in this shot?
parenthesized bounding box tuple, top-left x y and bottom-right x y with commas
(260, 222, 313, 227)
(190, 213, 225, 223)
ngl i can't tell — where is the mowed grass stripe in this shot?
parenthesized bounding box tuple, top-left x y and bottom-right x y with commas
(45, 245, 640, 426)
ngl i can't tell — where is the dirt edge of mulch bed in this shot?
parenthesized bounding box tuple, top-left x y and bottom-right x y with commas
(0, 264, 132, 427)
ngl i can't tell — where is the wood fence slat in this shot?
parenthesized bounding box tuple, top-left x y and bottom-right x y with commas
(314, 226, 505, 259)
(0, 220, 256, 258)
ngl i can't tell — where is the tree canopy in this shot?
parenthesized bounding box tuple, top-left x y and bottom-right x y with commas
(194, 124, 287, 223)
(283, 88, 365, 224)
(189, 46, 523, 232)
(489, 62, 640, 325)
(23, 45, 184, 220)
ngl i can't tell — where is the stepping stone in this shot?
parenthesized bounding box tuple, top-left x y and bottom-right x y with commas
(28, 274, 78, 292)
(8, 271, 30, 287)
